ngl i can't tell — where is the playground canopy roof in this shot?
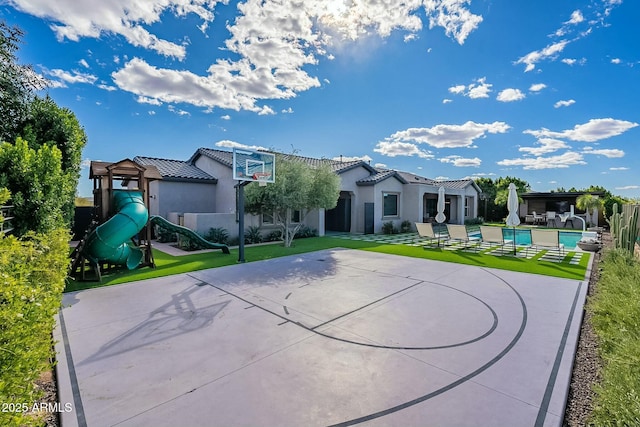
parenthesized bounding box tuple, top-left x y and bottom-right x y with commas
(90, 159, 163, 181)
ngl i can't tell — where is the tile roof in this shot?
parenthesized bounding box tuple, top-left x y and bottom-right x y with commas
(192, 148, 373, 174)
(134, 156, 217, 182)
(356, 170, 408, 185)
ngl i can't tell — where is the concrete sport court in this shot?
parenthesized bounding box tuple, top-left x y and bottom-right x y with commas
(55, 248, 590, 427)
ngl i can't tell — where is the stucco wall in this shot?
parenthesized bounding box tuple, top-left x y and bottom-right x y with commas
(151, 180, 216, 219)
(193, 155, 237, 213)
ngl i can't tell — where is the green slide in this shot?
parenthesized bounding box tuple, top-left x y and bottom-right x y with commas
(150, 215, 230, 254)
(83, 191, 148, 270)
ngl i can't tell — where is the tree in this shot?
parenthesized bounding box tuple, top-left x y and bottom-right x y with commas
(576, 193, 605, 227)
(19, 95, 87, 223)
(0, 138, 68, 235)
(0, 21, 45, 143)
(244, 155, 340, 247)
(475, 177, 531, 221)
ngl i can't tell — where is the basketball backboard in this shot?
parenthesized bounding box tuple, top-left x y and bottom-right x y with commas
(232, 148, 275, 183)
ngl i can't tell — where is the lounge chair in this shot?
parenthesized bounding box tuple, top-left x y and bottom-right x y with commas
(480, 226, 513, 254)
(546, 211, 558, 228)
(444, 224, 480, 251)
(415, 222, 440, 248)
(532, 211, 544, 225)
(526, 229, 565, 257)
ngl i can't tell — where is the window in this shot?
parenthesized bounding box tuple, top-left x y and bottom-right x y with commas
(262, 212, 274, 225)
(465, 197, 469, 217)
(383, 192, 399, 217)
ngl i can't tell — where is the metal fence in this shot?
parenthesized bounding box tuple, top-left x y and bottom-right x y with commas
(1, 204, 14, 234)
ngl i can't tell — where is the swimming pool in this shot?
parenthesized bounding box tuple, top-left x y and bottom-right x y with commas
(501, 228, 582, 248)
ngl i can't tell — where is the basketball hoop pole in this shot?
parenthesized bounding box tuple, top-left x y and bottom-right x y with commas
(236, 181, 250, 263)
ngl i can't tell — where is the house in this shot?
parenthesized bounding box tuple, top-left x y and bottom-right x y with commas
(132, 148, 481, 237)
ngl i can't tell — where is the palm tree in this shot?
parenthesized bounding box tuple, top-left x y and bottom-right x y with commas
(576, 194, 604, 227)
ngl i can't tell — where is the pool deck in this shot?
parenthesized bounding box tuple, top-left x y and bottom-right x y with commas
(55, 248, 592, 427)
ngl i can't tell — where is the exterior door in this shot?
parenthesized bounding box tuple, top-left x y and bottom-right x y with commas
(364, 203, 374, 234)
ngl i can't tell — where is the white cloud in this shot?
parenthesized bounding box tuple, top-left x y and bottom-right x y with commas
(281, 107, 294, 114)
(423, 0, 483, 45)
(519, 138, 570, 156)
(516, 40, 569, 72)
(332, 155, 373, 162)
(611, 58, 621, 64)
(220, 115, 231, 120)
(582, 147, 625, 158)
(13, 0, 484, 113)
(78, 59, 89, 68)
(524, 118, 638, 142)
(554, 99, 576, 108)
(373, 141, 433, 159)
(609, 167, 629, 171)
(529, 83, 546, 92)
(448, 77, 492, 99)
(497, 88, 525, 102)
(98, 83, 117, 91)
(6, 0, 221, 59)
(137, 96, 162, 106)
(442, 98, 453, 104)
(383, 121, 510, 149)
(615, 185, 640, 190)
(46, 68, 97, 84)
(497, 152, 587, 170)
(214, 140, 268, 151)
(440, 155, 481, 167)
(567, 10, 584, 25)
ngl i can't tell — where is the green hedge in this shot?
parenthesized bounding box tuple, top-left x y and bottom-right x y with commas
(589, 248, 640, 426)
(0, 228, 69, 427)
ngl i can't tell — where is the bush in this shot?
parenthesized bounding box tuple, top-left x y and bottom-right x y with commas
(382, 221, 397, 235)
(156, 226, 177, 243)
(205, 227, 229, 245)
(266, 230, 283, 242)
(400, 220, 412, 233)
(465, 217, 484, 226)
(244, 225, 263, 244)
(0, 228, 69, 427)
(294, 225, 317, 239)
(176, 234, 202, 251)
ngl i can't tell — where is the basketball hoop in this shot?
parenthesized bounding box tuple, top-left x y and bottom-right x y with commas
(259, 180, 267, 187)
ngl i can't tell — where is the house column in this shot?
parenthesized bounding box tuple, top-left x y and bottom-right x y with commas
(457, 195, 465, 224)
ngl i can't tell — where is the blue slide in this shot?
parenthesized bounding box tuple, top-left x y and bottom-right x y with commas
(82, 191, 148, 270)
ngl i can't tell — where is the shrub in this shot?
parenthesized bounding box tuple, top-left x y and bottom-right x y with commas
(465, 217, 484, 226)
(382, 221, 397, 235)
(0, 228, 69, 427)
(294, 225, 317, 239)
(266, 230, 283, 242)
(244, 225, 263, 244)
(400, 220, 412, 233)
(156, 226, 177, 243)
(176, 234, 202, 251)
(205, 227, 229, 245)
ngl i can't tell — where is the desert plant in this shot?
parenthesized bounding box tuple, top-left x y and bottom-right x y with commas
(205, 227, 229, 245)
(244, 225, 263, 244)
(607, 203, 639, 256)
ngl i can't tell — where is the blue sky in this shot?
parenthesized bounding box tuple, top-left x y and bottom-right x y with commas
(2, 0, 638, 198)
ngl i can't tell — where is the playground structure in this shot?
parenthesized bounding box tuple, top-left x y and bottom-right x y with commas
(70, 159, 229, 281)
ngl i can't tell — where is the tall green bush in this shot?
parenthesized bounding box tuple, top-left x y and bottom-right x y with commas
(0, 225, 69, 427)
(0, 138, 69, 235)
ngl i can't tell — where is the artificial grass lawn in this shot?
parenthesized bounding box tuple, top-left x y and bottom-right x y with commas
(65, 236, 590, 292)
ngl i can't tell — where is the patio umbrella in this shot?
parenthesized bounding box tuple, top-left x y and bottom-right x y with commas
(435, 186, 446, 246)
(505, 183, 521, 255)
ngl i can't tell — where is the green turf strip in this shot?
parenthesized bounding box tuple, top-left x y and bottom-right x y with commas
(65, 236, 590, 292)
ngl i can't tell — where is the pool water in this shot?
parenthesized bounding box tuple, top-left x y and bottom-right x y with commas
(500, 228, 582, 249)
